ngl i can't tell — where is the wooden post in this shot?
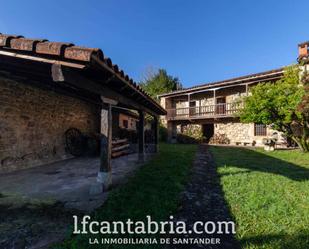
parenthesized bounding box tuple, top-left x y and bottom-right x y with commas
(97, 97, 117, 191)
(188, 94, 191, 117)
(100, 105, 112, 171)
(154, 115, 159, 153)
(138, 110, 145, 160)
(246, 84, 249, 96)
(213, 89, 216, 115)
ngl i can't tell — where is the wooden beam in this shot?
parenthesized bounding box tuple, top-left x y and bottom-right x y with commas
(101, 96, 118, 105)
(0, 61, 101, 106)
(112, 143, 130, 152)
(0, 50, 86, 69)
(55, 65, 159, 116)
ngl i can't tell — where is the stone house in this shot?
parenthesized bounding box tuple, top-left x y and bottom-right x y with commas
(118, 112, 138, 131)
(0, 33, 166, 189)
(159, 42, 309, 146)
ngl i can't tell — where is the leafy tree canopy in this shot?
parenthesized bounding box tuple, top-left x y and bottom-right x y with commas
(139, 68, 182, 100)
(240, 65, 309, 152)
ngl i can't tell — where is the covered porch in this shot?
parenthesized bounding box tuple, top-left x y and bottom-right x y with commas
(0, 34, 166, 193)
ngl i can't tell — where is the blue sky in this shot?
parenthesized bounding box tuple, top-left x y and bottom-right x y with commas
(1, 1, 308, 88)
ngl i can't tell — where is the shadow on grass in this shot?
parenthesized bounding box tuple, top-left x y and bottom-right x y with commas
(0, 201, 82, 220)
(240, 231, 309, 249)
(211, 146, 309, 181)
(0, 201, 83, 248)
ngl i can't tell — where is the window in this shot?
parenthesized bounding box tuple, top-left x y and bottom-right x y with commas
(123, 120, 128, 129)
(254, 123, 267, 136)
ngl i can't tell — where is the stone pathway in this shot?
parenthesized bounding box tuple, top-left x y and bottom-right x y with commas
(168, 145, 240, 249)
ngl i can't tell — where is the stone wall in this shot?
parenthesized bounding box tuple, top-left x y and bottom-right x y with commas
(177, 123, 202, 139)
(119, 113, 138, 131)
(214, 122, 253, 145)
(0, 76, 100, 173)
(214, 122, 285, 146)
(159, 97, 168, 127)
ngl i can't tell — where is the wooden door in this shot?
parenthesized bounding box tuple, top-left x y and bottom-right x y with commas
(189, 101, 196, 116)
(216, 97, 226, 114)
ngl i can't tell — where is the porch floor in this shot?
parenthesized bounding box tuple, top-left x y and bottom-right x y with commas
(0, 153, 153, 212)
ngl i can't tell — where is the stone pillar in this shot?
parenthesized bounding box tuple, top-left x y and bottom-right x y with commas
(154, 115, 159, 153)
(138, 110, 145, 160)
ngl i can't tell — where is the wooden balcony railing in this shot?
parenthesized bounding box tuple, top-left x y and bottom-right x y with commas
(166, 102, 243, 120)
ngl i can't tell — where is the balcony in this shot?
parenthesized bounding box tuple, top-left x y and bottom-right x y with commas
(166, 102, 243, 120)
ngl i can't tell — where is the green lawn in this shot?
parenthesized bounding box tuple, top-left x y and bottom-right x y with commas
(210, 146, 309, 249)
(55, 143, 197, 249)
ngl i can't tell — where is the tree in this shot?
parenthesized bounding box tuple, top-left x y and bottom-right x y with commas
(298, 68, 309, 122)
(240, 65, 309, 152)
(139, 68, 182, 100)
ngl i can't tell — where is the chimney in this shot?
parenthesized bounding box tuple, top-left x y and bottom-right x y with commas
(298, 41, 309, 62)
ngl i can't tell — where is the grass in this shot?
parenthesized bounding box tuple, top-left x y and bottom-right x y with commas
(210, 146, 309, 249)
(55, 143, 197, 249)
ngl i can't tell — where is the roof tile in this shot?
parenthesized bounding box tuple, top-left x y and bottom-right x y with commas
(10, 38, 46, 51)
(64, 46, 103, 62)
(104, 57, 112, 67)
(36, 41, 73, 56)
(0, 34, 23, 47)
(0, 32, 166, 115)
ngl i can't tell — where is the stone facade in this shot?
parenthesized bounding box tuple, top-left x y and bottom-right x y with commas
(0, 76, 100, 173)
(177, 123, 203, 140)
(214, 122, 285, 146)
(215, 122, 252, 145)
(160, 82, 288, 146)
(119, 113, 138, 131)
(165, 120, 285, 146)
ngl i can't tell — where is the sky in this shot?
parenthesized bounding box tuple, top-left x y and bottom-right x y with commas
(1, 0, 309, 88)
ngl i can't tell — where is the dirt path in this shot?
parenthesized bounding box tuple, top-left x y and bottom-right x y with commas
(168, 145, 240, 249)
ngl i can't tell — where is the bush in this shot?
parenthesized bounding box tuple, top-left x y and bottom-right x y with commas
(176, 133, 198, 144)
(179, 124, 204, 143)
(159, 124, 168, 142)
(209, 134, 230, 144)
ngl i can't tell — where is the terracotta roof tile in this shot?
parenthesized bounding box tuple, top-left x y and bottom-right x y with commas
(10, 38, 46, 51)
(0, 33, 166, 115)
(112, 64, 119, 73)
(104, 57, 113, 67)
(64, 46, 103, 62)
(0, 34, 23, 47)
(36, 41, 73, 56)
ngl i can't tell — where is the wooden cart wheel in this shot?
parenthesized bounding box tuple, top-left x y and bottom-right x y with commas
(65, 128, 84, 156)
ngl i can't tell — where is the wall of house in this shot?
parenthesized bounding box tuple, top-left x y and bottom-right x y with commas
(163, 85, 247, 112)
(214, 122, 285, 146)
(0, 76, 100, 173)
(119, 113, 138, 130)
(160, 96, 168, 127)
(176, 123, 202, 140)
